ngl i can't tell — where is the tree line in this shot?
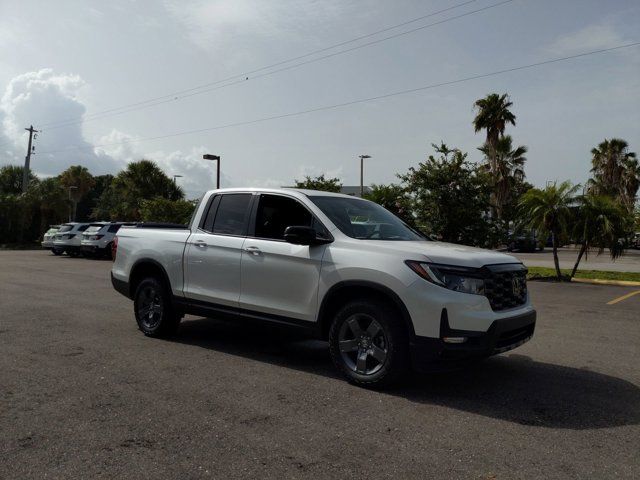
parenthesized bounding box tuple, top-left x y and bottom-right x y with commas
(0, 160, 195, 245)
(2, 92, 638, 279)
(294, 93, 639, 280)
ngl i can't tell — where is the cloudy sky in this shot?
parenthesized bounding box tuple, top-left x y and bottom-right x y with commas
(1, 0, 638, 198)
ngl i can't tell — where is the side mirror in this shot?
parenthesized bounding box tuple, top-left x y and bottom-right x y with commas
(284, 226, 328, 245)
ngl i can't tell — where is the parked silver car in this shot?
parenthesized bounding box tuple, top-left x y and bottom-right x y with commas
(41, 225, 61, 252)
(53, 223, 92, 257)
(81, 222, 136, 259)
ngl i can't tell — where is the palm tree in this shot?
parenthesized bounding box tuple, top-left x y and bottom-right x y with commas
(0, 165, 39, 194)
(589, 138, 638, 211)
(96, 160, 183, 220)
(519, 181, 580, 280)
(479, 135, 527, 220)
(570, 195, 630, 277)
(59, 165, 96, 221)
(473, 93, 516, 174)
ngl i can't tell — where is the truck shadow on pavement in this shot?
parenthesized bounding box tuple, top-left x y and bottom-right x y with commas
(172, 317, 640, 431)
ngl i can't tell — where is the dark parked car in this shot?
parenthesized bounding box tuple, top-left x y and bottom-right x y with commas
(507, 232, 543, 252)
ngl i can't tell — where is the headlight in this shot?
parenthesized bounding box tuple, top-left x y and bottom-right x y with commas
(405, 261, 485, 295)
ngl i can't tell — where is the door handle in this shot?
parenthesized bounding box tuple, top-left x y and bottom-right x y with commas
(244, 246, 261, 255)
(194, 240, 207, 248)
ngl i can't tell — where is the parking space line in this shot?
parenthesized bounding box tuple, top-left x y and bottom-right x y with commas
(607, 290, 640, 305)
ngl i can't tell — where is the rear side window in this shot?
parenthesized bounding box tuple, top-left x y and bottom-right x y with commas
(199, 195, 220, 233)
(58, 225, 73, 233)
(85, 225, 103, 234)
(212, 194, 252, 236)
(107, 224, 121, 233)
(77, 225, 91, 232)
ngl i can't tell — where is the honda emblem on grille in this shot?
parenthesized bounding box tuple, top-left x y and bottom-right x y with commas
(512, 276, 525, 297)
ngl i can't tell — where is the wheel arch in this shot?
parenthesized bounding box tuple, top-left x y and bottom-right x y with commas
(129, 258, 174, 299)
(317, 281, 415, 341)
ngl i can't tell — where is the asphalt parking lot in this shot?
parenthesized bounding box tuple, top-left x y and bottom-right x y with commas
(1, 251, 639, 479)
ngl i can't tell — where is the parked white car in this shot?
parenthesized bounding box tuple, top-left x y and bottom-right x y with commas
(41, 225, 60, 252)
(112, 188, 536, 387)
(53, 223, 92, 257)
(81, 222, 136, 258)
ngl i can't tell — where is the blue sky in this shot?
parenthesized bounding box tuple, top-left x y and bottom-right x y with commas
(1, 0, 638, 197)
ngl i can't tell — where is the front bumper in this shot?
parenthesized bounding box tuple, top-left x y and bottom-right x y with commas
(410, 309, 536, 372)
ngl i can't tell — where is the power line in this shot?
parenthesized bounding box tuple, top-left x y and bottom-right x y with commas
(39, 0, 512, 130)
(36, 41, 640, 157)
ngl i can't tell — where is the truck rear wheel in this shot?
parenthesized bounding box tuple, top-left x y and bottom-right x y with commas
(134, 277, 181, 337)
(328, 299, 409, 388)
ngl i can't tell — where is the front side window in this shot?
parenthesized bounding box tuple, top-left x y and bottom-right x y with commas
(254, 194, 314, 240)
(310, 196, 424, 241)
(212, 194, 252, 236)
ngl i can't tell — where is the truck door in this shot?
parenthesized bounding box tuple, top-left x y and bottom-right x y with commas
(239, 193, 328, 322)
(183, 193, 253, 307)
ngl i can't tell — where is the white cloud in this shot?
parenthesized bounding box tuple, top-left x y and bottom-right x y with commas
(546, 23, 630, 56)
(163, 0, 347, 53)
(96, 129, 233, 198)
(0, 69, 123, 175)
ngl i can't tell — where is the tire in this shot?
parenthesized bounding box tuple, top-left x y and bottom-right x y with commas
(106, 243, 114, 260)
(133, 277, 181, 337)
(51, 248, 63, 256)
(329, 298, 409, 388)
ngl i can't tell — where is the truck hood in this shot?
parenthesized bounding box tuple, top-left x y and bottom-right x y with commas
(359, 240, 521, 269)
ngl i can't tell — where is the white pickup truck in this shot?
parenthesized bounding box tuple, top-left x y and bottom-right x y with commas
(112, 188, 536, 387)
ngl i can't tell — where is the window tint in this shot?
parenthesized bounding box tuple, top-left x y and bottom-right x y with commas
(200, 195, 220, 233)
(212, 194, 252, 236)
(108, 224, 121, 233)
(77, 224, 91, 232)
(255, 195, 314, 240)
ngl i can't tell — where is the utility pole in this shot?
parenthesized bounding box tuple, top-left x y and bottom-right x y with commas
(22, 125, 38, 194)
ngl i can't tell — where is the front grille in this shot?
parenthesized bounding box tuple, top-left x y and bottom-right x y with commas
(484, 266, 527, 311)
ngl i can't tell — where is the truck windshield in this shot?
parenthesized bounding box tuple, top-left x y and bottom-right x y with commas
(309, 196, 425, 241)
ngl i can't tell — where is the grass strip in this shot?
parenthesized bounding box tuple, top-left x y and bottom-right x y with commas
(527, 266, 640, 282)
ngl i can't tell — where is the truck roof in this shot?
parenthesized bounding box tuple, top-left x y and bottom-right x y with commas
(206, 187, 366, 199)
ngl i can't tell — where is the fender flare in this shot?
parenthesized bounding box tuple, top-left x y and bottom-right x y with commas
(317, 280, 416, 340)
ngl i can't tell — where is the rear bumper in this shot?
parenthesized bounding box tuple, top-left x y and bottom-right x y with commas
(111, 272, 131, 299)
(81, 245, 107, 254)
(410, 309, 536, 372)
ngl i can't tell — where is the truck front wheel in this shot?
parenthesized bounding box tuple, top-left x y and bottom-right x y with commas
(328, 299, 409, 388)
(134, 277, 181, 337)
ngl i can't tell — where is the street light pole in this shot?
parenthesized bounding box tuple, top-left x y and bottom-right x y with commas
(203, 154, 221, 189)
(359, 154, 371, 197)
(173, 174, 183, 184)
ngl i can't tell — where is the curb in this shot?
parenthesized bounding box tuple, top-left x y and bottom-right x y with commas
(571, 277, 640, 287)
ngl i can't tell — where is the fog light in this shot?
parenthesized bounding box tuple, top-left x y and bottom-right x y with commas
(442, 337, 467, 344)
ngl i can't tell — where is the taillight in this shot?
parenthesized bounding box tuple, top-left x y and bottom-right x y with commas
(112, 236, 118, 261)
